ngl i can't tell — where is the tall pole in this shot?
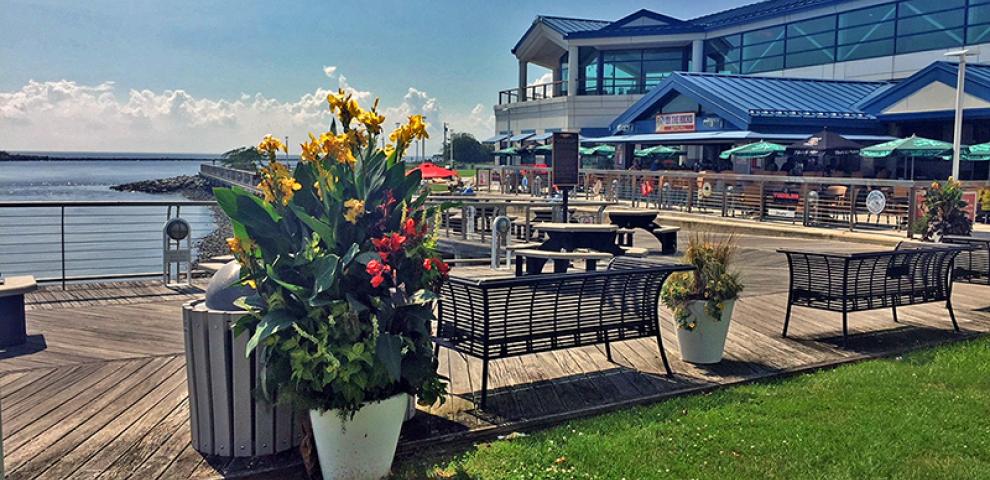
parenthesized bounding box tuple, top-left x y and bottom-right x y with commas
(951, 55, 966, 180)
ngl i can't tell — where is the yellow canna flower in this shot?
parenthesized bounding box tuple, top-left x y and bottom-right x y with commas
(343, 198, 365, 224)
(227, 236, 242, 254)
(358, 109, 385, 135)
(327, 89, 347, 111)
(258, 134, 287, 155)
(299, 133, 321, 163)
(320, 132, 357, 165)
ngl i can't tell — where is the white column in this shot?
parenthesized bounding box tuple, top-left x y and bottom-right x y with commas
(567, 45, 579, 97)
(518, 59, 528, 102)
(691, 39, 704, 72)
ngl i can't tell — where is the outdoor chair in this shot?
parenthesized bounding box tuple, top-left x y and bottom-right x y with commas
(435, 258, 692, 409)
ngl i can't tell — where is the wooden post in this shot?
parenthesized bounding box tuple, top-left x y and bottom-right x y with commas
(907, 186, 918, 239)
(686, 177, 695, 213)
(848, 186, 857, 231)
(758, 181, 766, 221)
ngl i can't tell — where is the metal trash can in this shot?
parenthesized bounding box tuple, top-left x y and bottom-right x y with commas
(182, 299, 301, 457)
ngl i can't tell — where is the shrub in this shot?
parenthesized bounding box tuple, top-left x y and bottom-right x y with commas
(921, 178, 972, 241)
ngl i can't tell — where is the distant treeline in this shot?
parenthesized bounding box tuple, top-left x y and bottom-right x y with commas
(0, 151, 215, 162)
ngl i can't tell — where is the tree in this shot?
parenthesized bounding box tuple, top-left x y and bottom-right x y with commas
(219, 146, 265, 171)
(442, 133, 493, 164)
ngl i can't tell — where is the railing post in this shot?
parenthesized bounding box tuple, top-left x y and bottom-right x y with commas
(800, 183, 810, 227)
(686, 176, 695, 213)
(907, 185, 917, 238)
(758, 181, 766, 222)
(721, 182, 729, 217)
(848, 186, 858, 232)
(60, 205, 66, 290)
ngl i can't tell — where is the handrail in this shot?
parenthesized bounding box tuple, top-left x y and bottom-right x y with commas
(498, 80, 566, 105)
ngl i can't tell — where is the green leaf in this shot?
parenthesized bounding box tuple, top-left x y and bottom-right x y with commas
(376, 333, 403, 381)
(292, 206, 335, 247)
(311, 254, 340, 297)
(246, 310, 297, 354)
(265, 264, 308, 297)
(341, 243, 361, 266)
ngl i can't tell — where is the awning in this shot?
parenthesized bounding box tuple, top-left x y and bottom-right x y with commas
(528, 132, 554, 142)
(482, 133, 509, 144)
(584, 131, 895, 144)
(508, 133, 535, 142)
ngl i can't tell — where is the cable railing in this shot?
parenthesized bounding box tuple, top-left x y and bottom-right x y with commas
(0, 200, 219, 287)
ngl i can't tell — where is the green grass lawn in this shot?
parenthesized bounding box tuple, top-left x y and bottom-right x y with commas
(394, 338, 990, 479)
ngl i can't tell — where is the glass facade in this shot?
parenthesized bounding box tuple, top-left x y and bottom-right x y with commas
(577, 47, 688, 95)
(704, 0, 987, 74)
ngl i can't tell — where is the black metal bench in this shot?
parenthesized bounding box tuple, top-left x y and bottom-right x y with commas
(778, 245, 968, 341)
(436, 258, 693, 408)
(942, 235, 990, 284)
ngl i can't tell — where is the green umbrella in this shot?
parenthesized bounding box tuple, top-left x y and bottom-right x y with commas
(591, 144, 616, 156)
(719, 141, 786, 160)
(578, 146, 597, 156)
(860, 134, 955, 179)
(532, 144, 553, 155)
(492, 147, 519, 156)
(859, 135, 953, 158)
(635, 145, 683, 158)
(964, 142, 990, 161)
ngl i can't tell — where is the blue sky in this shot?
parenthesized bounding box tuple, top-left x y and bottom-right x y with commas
(0, 0, 747, 153)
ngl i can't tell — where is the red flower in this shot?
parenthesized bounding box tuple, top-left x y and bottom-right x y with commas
(370, 274, 385, 288)
(403, 218, 418, 237)
(366, 259, 392, 288)
(423, 258, 433, 271)
(424, 257, 449, 275)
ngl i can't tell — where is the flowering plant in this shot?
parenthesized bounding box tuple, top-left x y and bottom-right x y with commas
(920, 178, 972, 241)
(660, 233, 743, 330)
(216, 88, 448, 414)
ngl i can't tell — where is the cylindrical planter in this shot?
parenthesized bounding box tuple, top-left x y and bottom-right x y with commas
(182, 299, 301, 457)
(674, 299, 735, 364)
(309, 393, 408, 480)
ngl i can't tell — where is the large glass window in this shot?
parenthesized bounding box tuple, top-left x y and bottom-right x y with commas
(578, 48, 598, 95)
(600, 48, 686, 95)
(741, 26, 785, 73)
(786, 15, 836, 68)
(559, 53, 568, 96)
(837, 4, 896, 61)
(969, 1, 990, 44)
(896, 0, 965, 53)
(704, 34, 741, 74)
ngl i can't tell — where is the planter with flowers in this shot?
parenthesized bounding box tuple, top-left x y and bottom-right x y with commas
(216, 89, 448, 479)
(920, 178, 973, 241)
(660, 234, 743, 364)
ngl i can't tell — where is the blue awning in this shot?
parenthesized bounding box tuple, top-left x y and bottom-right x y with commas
(585, 131, 895, 144)
(528, 132, 554, 142)
(482, 133, 510, 144)
(508, 133, 535, 142)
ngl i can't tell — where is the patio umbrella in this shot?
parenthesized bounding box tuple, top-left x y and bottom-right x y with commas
(965, 142, 990, 161)
(579, 146, 598, 156)
(492, 147, 519, 156)
(407, 161, 457, 180)
(590, 144, 616, 157)
(532, 144, 553, 155)
(634, 145, 684, 158)
(859, 134, 954, 179)
(787, 129, 861, 156)
(719, 141, 786, 159)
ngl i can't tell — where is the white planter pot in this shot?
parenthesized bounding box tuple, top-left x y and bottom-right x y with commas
(674, 299, 735, 364)
(309, 393, 408, 480)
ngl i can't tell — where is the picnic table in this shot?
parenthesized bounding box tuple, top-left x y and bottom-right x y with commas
(536, 223, 623, 255)
(607, 210, 680, 254)
(1, 275, 38, 347)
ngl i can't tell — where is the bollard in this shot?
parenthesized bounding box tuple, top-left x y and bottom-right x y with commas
(491, 216, 511, 269)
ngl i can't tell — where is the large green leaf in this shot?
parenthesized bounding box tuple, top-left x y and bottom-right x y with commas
(292, 206, 336, 247)
(311, 254, 340, 297)
(375, 333, 403, 381)
(246, 309, 297, 354)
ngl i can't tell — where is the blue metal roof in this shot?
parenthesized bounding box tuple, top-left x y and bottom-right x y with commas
(689, 0, 844, 30)
(519, 1, 858, 44)
(610, 72, 889, 134)
(859, 61, 990, 116)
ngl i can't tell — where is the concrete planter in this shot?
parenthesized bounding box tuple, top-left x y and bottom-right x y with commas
(673, 299, 735, 364)
(182, 300, 301, 457)
(309, 394, 408, 480)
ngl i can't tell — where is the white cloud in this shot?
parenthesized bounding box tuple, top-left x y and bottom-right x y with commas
(529, 71, 553, 86)
(0, 68, 495, 154)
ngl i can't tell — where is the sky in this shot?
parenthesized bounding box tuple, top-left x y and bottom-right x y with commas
(0, 0, 747, 154)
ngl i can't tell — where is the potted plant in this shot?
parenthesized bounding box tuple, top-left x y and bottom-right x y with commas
(921, 178, 973, 241)
(660, 233, 743, 364)
(215, 89, 448, 480)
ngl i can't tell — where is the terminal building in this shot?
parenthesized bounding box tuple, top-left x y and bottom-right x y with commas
(491, 0, 990, 175)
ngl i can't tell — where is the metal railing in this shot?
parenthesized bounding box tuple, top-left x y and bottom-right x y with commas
(0, 200, 219, 287)
(484, 166, 990, 238)
(498, 80, 566, 105)
(200, 164, 259, 191)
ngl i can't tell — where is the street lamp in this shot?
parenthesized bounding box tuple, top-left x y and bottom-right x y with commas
(945, 48, 979, 179)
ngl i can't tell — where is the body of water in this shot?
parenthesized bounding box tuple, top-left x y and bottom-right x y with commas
(0, 158, 220, 281)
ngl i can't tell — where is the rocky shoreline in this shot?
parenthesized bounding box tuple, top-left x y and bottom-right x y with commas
(110, 174, 232, 264)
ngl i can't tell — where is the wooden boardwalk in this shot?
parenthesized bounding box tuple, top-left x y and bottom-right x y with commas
(3, 233, 990, 479)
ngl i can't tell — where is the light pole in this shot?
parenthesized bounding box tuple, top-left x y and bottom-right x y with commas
(945, 49, 978, 179)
